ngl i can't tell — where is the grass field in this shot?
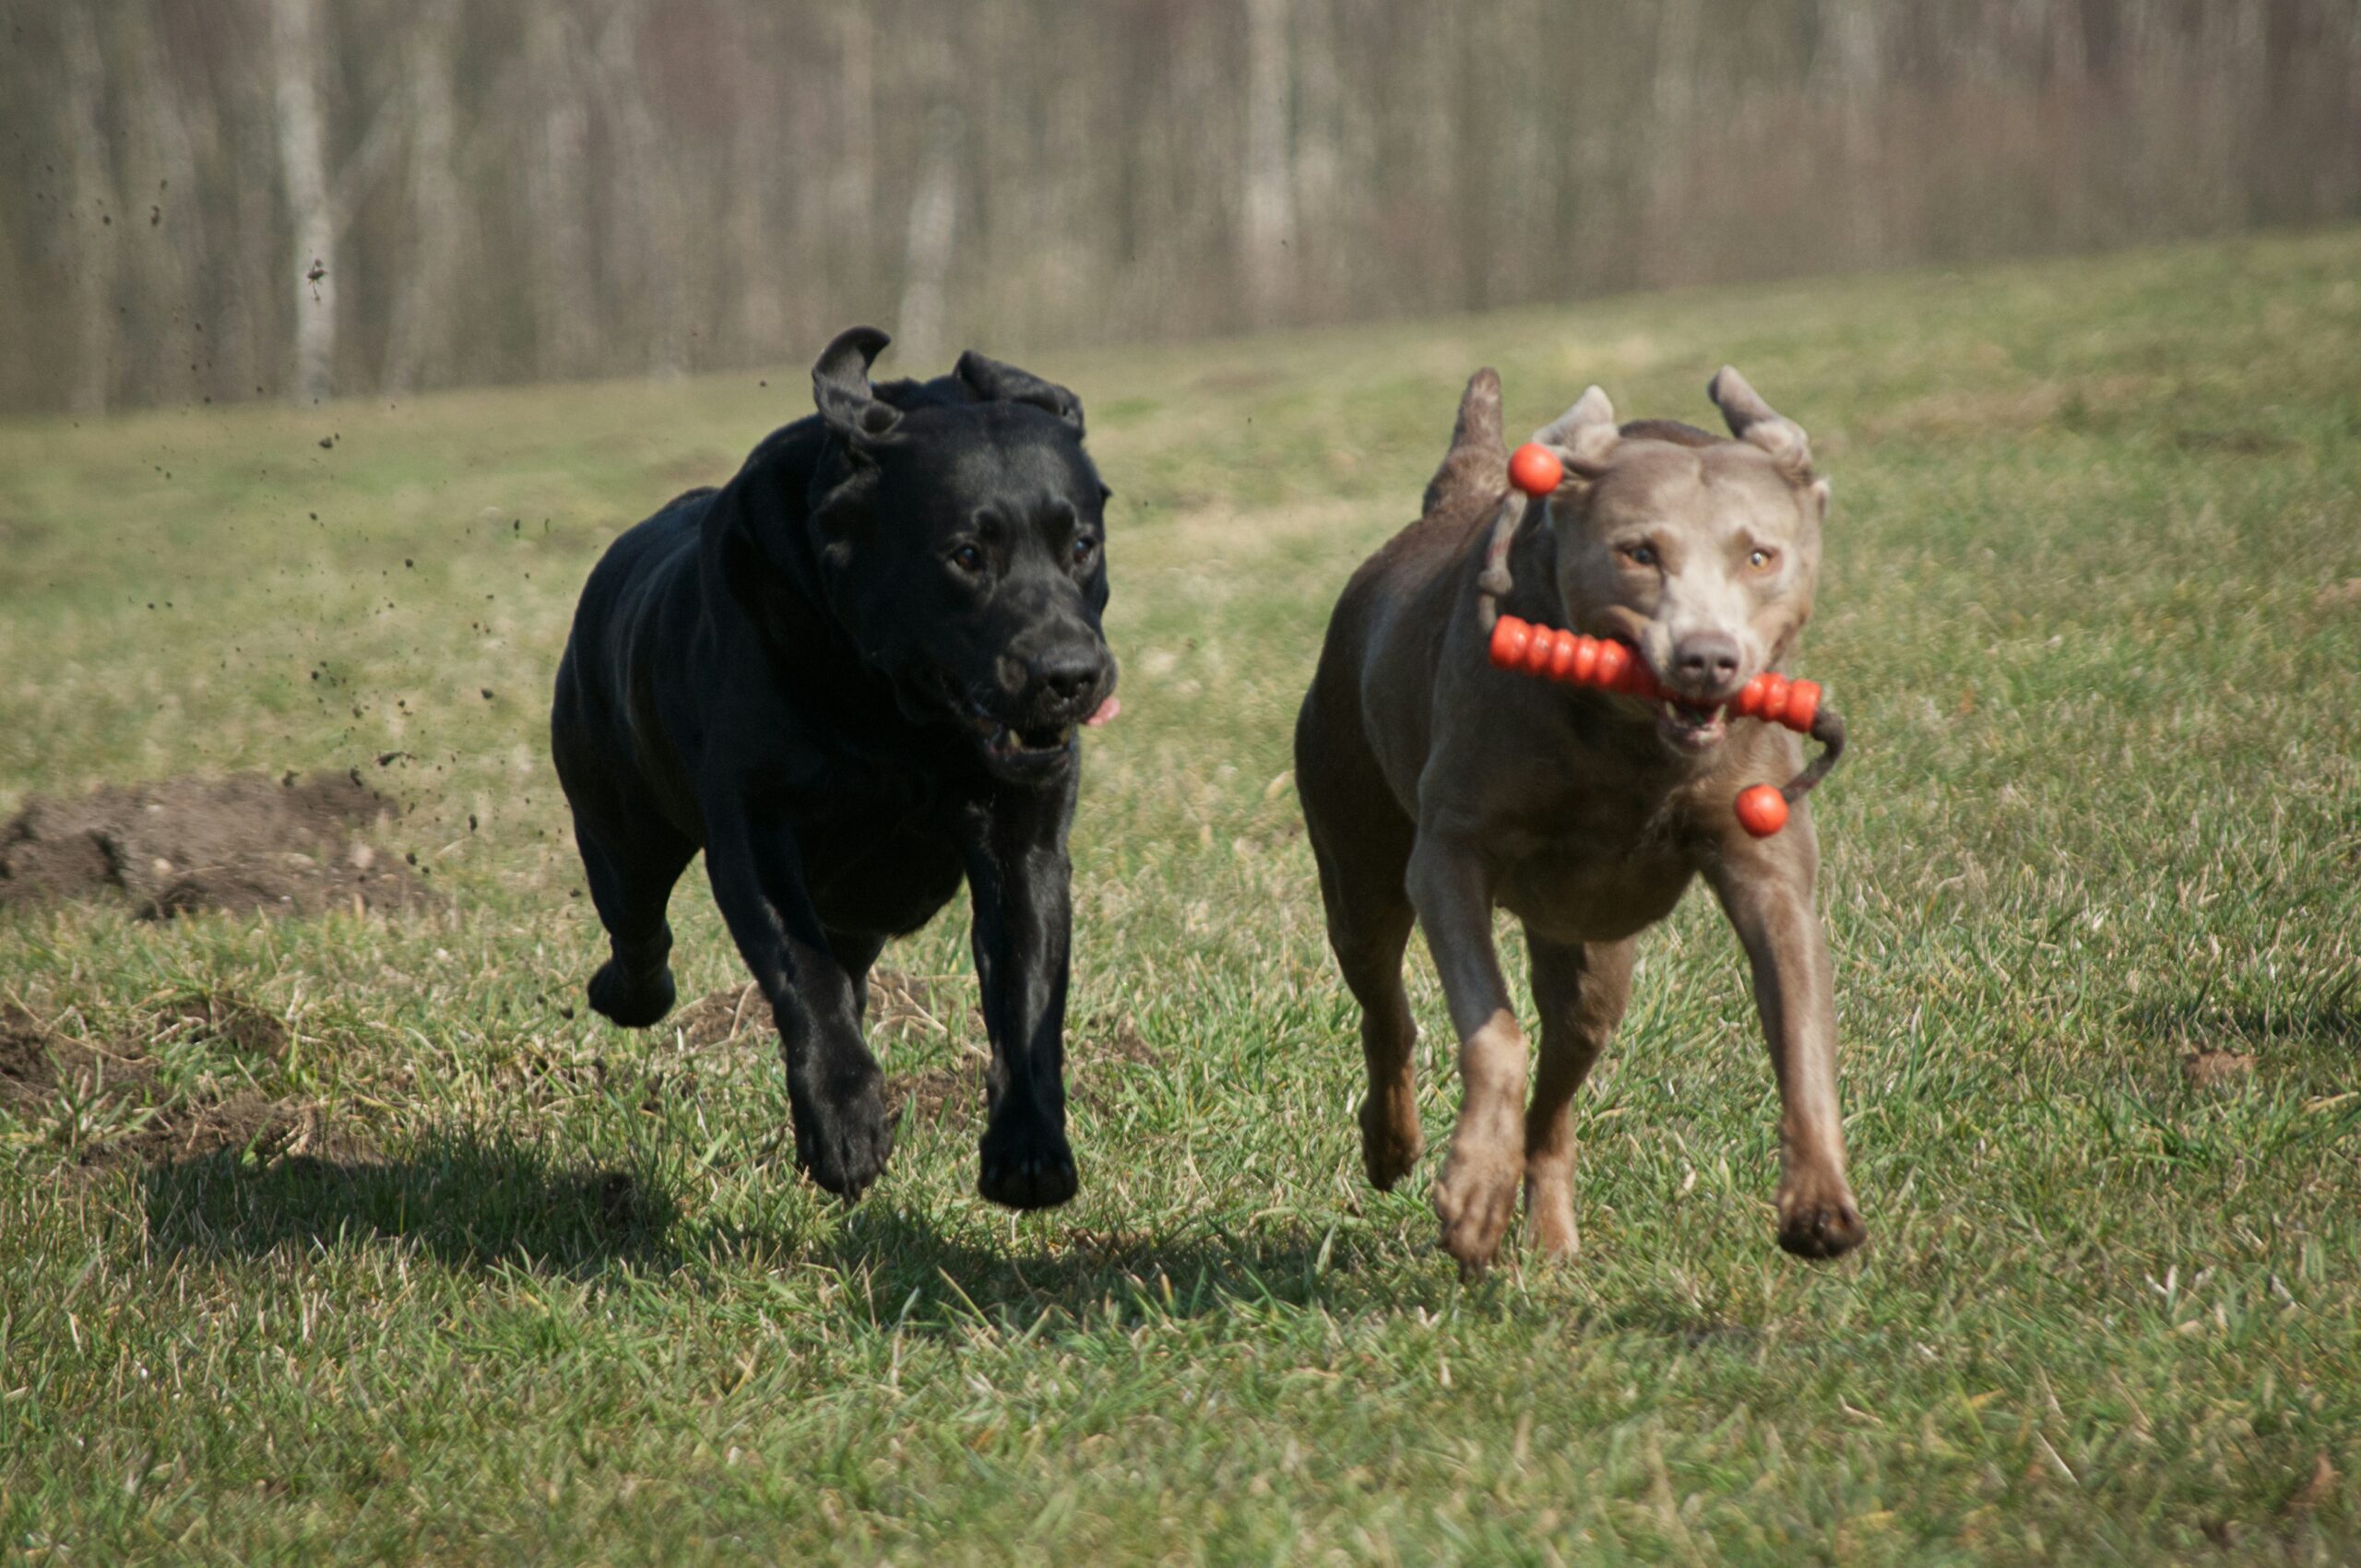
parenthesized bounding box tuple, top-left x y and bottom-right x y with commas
(3, 230, 2358, 1564)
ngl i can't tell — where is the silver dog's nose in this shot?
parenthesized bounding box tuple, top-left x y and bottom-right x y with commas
(1671, 633, 1741, 692)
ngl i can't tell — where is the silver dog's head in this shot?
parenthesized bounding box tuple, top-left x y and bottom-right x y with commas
(1534, 368, 1829, 756)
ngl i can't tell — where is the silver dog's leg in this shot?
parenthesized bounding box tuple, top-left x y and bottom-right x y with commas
(1705, 821, 1867, 1259)
(1406, 833, 1527, 1277)
(1523, 935, 1635, 1261)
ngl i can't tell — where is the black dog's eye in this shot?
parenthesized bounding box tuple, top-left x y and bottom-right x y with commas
(1071, 534, 1098, 566)
(949, 542, 987, 575)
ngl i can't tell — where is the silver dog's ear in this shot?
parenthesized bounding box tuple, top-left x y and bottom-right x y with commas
(813, 326, 902, 442)
(955, 350, 1086, 436)
(1533, 385, 1619, 478)
(1708, 366, 1813, 479)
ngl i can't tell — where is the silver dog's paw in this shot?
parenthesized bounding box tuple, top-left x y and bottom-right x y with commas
(1358, 1096, 1426, 1192)
(1776, 1187, 1868, 1260)
(1432, 1140, 1521, 1278)
(1525, 1181, 1580, 1263)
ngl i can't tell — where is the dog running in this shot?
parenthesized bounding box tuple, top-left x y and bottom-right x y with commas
(1294, 366, 1866, 1275)
(552, 327, 1117, 1210)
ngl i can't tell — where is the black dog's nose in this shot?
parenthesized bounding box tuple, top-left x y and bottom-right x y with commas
(1034, 647, 1109, 709)
(1672, 633, 1742, 691)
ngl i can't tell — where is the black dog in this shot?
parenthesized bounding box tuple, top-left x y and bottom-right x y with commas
(551, 327, 1118, 1209)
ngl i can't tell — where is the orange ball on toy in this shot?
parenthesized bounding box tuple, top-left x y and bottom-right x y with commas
(1508, 443, 1563, 497)
(1734, 784, 1789, 838)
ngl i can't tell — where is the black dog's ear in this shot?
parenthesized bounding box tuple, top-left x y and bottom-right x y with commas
(955, 350, 1086, 436)
(813, 326, 902, 441)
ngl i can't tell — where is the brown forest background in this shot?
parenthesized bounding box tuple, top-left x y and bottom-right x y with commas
(5, 0, 2359, 416)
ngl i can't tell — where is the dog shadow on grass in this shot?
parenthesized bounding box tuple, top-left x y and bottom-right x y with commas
(814, 1203, 1369, 1332)
(136, 1143, 1766, 1336)
(137, 1131, 682, 1278)
(134, 1125, 1395, 1322)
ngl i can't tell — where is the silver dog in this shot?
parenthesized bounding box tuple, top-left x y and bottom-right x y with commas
(1294, 367, 1865, 1275)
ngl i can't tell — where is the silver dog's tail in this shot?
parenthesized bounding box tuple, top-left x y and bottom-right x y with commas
(1422, 368, 1508, 521)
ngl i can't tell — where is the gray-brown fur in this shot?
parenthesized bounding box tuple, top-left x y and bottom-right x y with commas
(1420, 366, 1509, 523)
(1294, 366, 1866, 1276)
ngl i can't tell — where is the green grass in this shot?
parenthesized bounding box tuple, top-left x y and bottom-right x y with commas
(4, 229, 2359, 1564)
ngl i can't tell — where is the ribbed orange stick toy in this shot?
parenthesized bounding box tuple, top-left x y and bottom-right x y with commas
(1486, 613, 1820, 837)
(1486, 615, 1822, 734)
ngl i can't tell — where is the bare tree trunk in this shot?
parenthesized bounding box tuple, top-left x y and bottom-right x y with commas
(525, 9, 596, 380)
(594, 1, 690, 376)
(383, 1, 463, 393)
(269, 0, 335, 404)
(1290, 0, 1342, 310)
(1639, 0, 1701, 285)
(831, 9, 878, 236)
(1240, 0, 1296, 326)
(896, 107, 961, 369)
(729, 14, 786, 359)
(1821, 0, 1885, 267)
(59, 9, 117, 414)
(127, 1, 210, 405)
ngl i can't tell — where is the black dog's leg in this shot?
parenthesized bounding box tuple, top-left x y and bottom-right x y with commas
(704, 809, 894, 1201)
(962, 782, 1081, 1211)
(574, 813, 695, 1028)
(829, 931, 888, 1024)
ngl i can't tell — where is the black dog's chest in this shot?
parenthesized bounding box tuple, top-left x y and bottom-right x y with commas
(796, 799, 969, 939)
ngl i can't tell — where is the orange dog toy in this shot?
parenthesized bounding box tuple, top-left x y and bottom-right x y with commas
(1485, 614, 1838, 838)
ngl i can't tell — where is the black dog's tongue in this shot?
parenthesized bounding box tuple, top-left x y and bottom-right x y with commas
(1083, 695, 1121, 727)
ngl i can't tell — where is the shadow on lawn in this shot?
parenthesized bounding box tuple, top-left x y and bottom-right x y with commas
(136, 1142, 1776, 1337)
(2134, 976, 2360, 1052)
(136, 1139, 1376, 1323)
(817, 1204, 1359, 1332)
(138, 1131, 682, 1277)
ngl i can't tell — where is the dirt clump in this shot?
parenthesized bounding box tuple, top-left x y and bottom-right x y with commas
(0, 771, 433, 919)
(671, 982, 766, 1048)
(893, 1061, 977, 1125)
(0, 997, 341, 1172)
(159, 990, 290, 1063)
(2181, 1050, 2256, 1090)
(894, 1005, 1162, 1126)
(671, 970, 967, 1049)
(2172, 427, 2296, 457)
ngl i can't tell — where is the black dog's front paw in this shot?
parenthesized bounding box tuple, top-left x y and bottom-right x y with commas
(978, 1119, 1077, 1211)
(587, 959, 676, 1028)
(791, 1066, 896, 1202)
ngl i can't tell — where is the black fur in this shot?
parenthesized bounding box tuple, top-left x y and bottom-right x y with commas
(551, 327, 1116, 1210)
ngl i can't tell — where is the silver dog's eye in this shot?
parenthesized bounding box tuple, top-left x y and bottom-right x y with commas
(1748, 547, 1776, 571)
(950, 543, 987, 575)
(1620, 542, 1658, 568)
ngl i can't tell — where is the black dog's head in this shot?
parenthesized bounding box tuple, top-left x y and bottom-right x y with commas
(804, 327, 1116, 783)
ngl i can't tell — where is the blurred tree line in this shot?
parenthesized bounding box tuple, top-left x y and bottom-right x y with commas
(4, 0, 2357, 415)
